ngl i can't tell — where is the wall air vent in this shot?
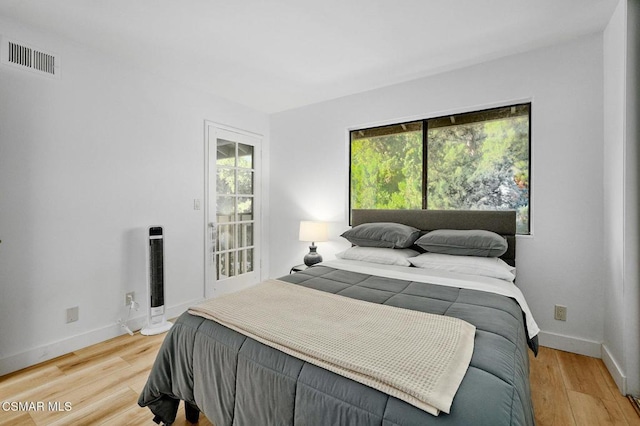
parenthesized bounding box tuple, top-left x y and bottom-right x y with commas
(1, 36, 60, 78)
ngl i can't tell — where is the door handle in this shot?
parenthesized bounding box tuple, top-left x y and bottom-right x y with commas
(208, 223, 217, 263)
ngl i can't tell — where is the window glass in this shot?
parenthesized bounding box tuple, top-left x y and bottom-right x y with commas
(237, 143, 254, 169)
(427, 106, 530, 233)
(349, 104, 531, 234)
(350, 121, 423, 211)
(216, 139, 236, 167)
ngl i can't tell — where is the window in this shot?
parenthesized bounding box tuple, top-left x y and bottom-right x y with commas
(350, 103, 530, 234)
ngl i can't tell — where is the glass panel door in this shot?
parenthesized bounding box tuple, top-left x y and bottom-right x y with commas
(206, 124, 261, 297)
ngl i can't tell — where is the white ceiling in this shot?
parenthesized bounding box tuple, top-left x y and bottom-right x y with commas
(0, 0, 619, 113)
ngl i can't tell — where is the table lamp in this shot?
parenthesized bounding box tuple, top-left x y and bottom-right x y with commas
(299, 221, 328, 266)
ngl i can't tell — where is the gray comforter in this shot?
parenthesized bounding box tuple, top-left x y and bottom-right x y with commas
(138, 266, 537, 425)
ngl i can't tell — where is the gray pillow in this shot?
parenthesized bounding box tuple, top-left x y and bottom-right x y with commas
(415, 229, 508, 257)
(341, 222, 421, 249)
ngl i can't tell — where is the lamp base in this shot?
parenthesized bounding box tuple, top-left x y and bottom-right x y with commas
(304, 244, 323, 266)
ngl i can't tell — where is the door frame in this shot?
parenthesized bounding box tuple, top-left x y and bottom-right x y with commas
(203, 121, 263, 298)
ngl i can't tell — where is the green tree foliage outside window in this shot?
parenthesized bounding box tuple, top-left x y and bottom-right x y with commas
(350, 128, 423, 210)
(350, 104, 530, 234)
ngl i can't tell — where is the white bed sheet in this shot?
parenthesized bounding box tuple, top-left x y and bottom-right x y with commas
(320, 259, 540, 339)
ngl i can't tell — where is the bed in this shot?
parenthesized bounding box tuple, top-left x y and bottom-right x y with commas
(138, 209, 539, 426)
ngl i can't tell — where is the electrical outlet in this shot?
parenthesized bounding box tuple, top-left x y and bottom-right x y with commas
(66, 306, 79, 323)
(554, 305, 567, 321)
(125, 292, 135, 307)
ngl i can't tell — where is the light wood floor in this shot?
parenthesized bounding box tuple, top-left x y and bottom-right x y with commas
(529, 346, 640, 425)
(1, 333, 639, 426)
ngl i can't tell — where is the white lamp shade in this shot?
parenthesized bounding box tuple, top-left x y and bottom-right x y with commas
(299, 221, 328, 242)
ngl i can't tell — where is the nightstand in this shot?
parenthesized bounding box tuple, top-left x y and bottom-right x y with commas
(290, 264, 308, 274)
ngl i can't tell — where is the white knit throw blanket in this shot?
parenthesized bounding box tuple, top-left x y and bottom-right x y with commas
(189, 279, 475, 415)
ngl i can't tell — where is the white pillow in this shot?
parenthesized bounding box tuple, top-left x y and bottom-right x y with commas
(408, 252, 516, 281)
(336, 247, 420, 266)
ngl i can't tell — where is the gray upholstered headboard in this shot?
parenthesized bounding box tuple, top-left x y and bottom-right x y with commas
(351, 209, 517, 266)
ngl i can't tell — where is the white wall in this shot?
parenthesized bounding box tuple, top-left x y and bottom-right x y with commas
(603, 0, 628, 394)
(622, 0, 640, 396)
(0, 17, 269, 374)
(602, 0, 640, 397)
(270, 34, 605, 355)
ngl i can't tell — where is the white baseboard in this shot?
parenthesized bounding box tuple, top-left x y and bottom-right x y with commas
(602, 344, 627, 395)
(537, 331, 602, 358)
(3, 309, 622, 390)
(0, 299, 203, 376)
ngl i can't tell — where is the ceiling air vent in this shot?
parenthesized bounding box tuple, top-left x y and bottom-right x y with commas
(1, 37, 60, 78)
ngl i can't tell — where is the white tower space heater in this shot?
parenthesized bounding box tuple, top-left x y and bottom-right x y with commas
(141, 226, 173, 336)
